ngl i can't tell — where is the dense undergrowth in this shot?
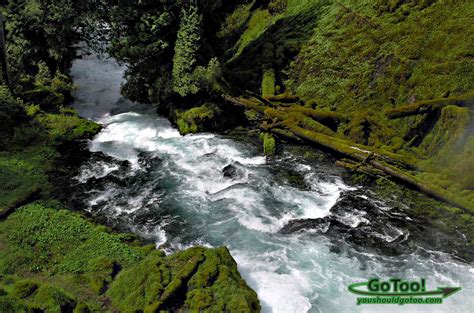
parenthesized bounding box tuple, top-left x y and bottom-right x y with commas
(0, 204, 259, 312)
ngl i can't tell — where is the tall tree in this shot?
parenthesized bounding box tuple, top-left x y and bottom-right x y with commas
(172, 4, 202, 97)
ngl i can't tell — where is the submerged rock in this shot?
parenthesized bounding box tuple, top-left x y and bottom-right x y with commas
(281, 191, 416, 256)
(282, 190, 474, 260)
(222, 163, 239, 179)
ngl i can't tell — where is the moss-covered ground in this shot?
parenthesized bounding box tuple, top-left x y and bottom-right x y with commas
(0, 81, 259, 312)
(219, 0, 473, 214)
(0, 203, 260, 312)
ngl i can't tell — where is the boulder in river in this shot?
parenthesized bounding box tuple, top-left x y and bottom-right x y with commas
(222, 163, 240, 179)
(281, 191, 415, 256)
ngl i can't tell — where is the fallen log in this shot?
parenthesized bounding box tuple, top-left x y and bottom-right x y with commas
(226, 94, 473, 212)
(283, 106, 349, 124)
(386, 92, 474, 119)
(286, 112, 336, 136)
(271, 128, 304, 143)
(264, 94, 301, 103)
(225, 94, 415, 168)
(335, 159, 385, 178)
(224, 95, 266, 111)
(284, 126, 473, 213)
(245, 90, 275, 107)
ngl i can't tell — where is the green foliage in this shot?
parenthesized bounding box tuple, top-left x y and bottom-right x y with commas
(0, 147, 53, 210)
(35, 108, 100, 144)
(12, 280, 39, 299)
(262, 69, 276, 97)
(108, 247, 260, 312)
(260, 132, 276, 156)
(176, 104, 221, 135)
(269, 0, 288, 15)
(288, 0, 474, 112)
(0, 85, 29, 150)
(0, 204, 143, 275)
(234, 9, 272, 58)
(172, 5, 203, 97)
(0, 295, 28, 312)
(217, 3, 253, 39)
(20, 61, 74, 111)
(4, 0, 94, 96)
(0, 204, 146, 311)
(191, 58, 225, 95)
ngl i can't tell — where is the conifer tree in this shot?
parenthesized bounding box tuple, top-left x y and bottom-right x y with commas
(172, 4, 202, 97)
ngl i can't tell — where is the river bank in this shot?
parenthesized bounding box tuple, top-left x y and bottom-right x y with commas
(0, 51, 260, 311)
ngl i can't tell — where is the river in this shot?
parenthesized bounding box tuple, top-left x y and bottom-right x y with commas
(70, 53, 473, 312)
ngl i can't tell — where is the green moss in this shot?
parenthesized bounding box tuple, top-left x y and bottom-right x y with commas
(234, 9, 272, 58)
(86, 257, 116, 295)
(108, 247, 260, 312)
(36, 109, 101, 144)
(0, 204, 143, 275)
(32, 284, 76, 312)
(12, 280, 39, 299)
(0, 204, 147, 311)
(0, 295, 28, 312)
(176, 104, 220, 135)
(217, 3, 253, 39)
(386, 92, 474, 119)
(0, 147, 54, 210)
(288, 0, 474, 111)
(262, 69, 276, 97)
(260, 132, 276, 156)
(287, 112, 336, 137)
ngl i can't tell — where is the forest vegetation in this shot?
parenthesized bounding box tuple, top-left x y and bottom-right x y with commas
(0, 0, 472, 311)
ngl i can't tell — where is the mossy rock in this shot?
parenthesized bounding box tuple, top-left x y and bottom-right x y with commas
(260, 132, 276, 156)
(176, 103, 222, 135)
(32, 284, 77, 312)
(108, 247, 260, 312)
(11, 280, 39, 299)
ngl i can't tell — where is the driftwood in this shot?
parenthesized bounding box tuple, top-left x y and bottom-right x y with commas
(271, 128, 304, 143)
(283, 106, 349, 124)
(335, 159, 385, 178)
(386, 92, 474, 119)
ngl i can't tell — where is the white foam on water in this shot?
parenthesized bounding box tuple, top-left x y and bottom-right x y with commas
(71, 53, 474, 313)
(75, 161, 120, 183)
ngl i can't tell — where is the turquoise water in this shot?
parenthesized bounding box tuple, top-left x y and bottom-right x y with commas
(71, 54, 474, 313)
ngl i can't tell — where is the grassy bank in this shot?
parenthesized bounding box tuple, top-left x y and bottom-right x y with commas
(0, 204, 259, 312)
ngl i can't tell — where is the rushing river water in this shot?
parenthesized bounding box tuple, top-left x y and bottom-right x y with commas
(71, 53, 473, 312)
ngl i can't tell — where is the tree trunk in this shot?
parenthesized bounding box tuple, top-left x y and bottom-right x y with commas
(0, 12, 9, 86)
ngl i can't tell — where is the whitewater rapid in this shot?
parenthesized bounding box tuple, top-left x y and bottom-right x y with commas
(71, 54, 474, 313)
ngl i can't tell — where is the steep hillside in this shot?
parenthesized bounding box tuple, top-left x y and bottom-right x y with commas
(96, 0, 474, 211)
(217, 0, 474, 211)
